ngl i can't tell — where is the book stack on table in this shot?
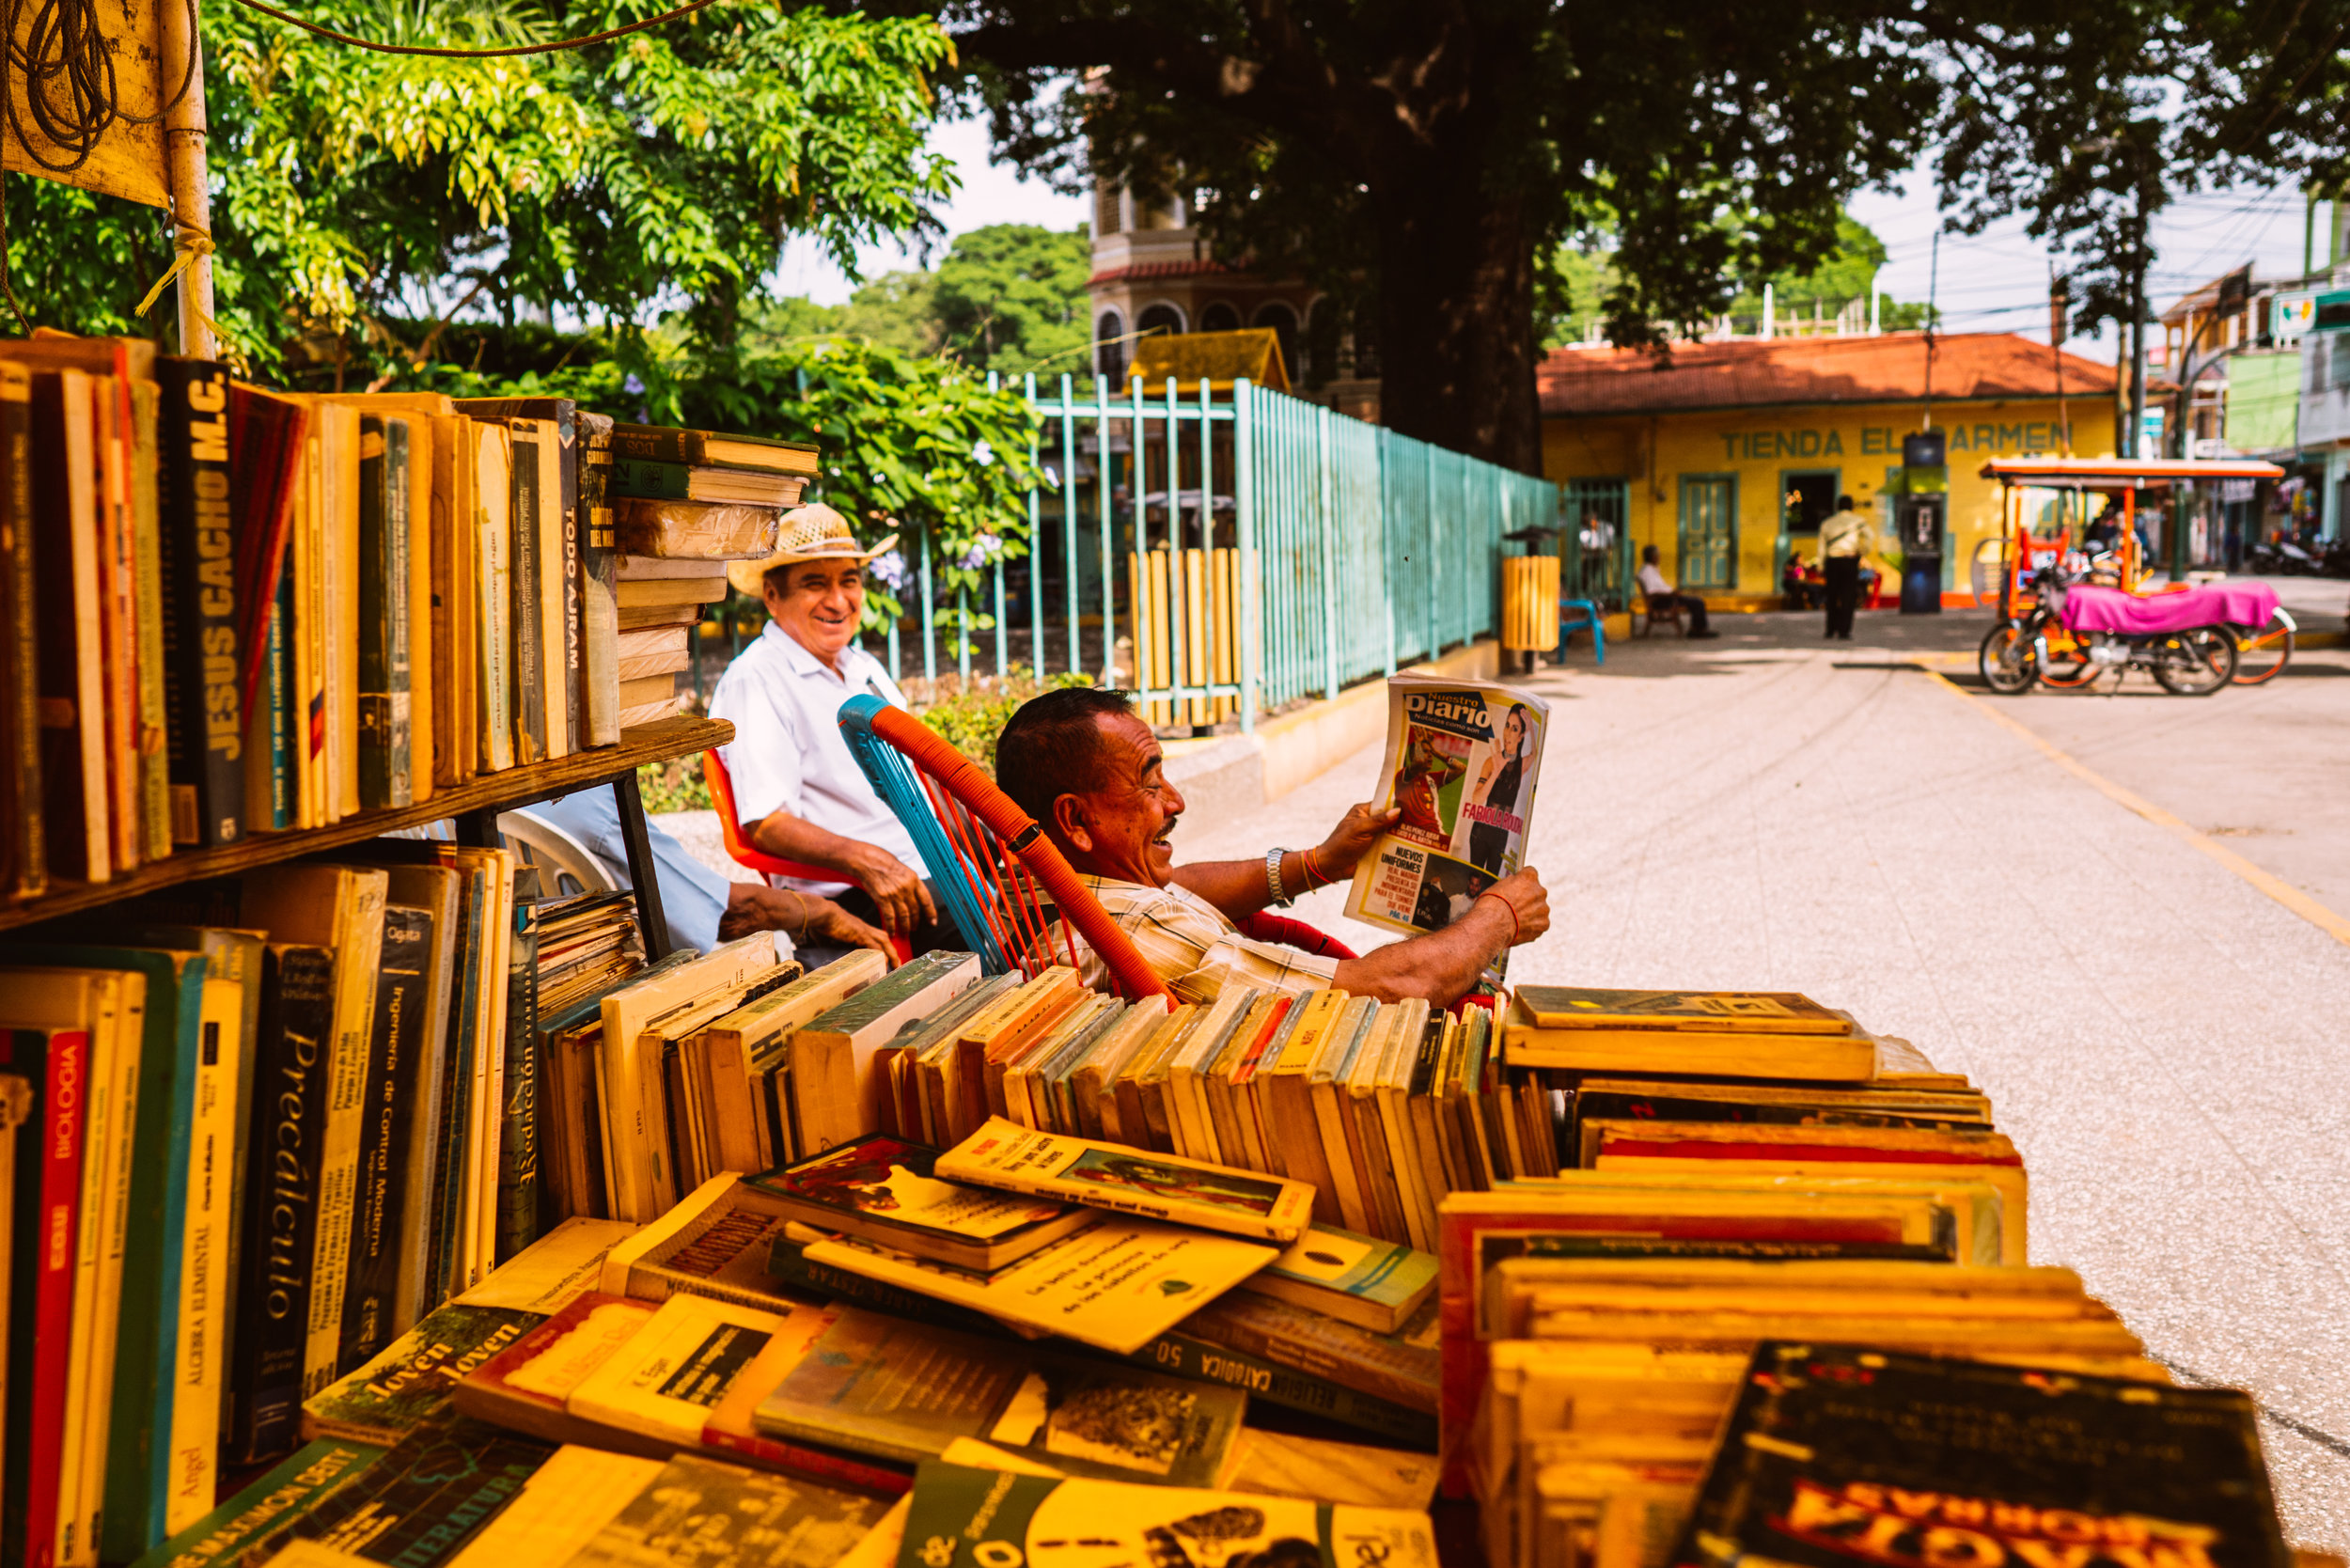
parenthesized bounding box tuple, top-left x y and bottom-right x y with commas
(7, 935, 2301, 1568)
(599, 422, 820, 729)
(0, 339, 807, 898)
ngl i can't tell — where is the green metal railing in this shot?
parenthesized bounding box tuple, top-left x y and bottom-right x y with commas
(700, 376, 1557, 732)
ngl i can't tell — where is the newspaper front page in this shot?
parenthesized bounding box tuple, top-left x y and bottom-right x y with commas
(1342, 674, 1549, 984)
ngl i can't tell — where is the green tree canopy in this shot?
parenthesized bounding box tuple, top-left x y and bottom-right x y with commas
(3, 0, 958, 384)
(745, 222, 1089, 374)
(1543, 215, 1930, 348)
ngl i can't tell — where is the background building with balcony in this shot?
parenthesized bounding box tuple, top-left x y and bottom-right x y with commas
(1085, 175, 1382, 420)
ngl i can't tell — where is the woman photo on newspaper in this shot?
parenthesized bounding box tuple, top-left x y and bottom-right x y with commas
(1465, 702, 1530, 875)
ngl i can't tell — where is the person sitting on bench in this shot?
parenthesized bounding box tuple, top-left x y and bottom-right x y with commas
(1637, 544, 1719, 638)
(995, 687, 1551, 1006)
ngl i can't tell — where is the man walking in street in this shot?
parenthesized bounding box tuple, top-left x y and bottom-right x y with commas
(1818, 494, 1875, 641)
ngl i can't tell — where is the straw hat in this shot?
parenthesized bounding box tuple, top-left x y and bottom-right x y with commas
(724, 503, 900, 598)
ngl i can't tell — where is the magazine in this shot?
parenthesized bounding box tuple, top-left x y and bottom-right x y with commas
(1342, 674, 1549, 983)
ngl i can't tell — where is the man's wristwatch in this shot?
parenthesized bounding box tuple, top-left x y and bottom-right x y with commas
(1265, 846, 1294, 908)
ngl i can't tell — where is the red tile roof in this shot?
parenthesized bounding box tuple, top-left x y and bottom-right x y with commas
(1538, 331, 2121, 418)
(1087, 259, 1240, 287)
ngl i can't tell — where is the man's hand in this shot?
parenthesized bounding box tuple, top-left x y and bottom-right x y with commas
(720, 885, 897, 961)
(841, 844, 936, 936)
(1312, 803, 1402, 881)
(1482, 868, 1550, 946)
(800, 899, 897, 960)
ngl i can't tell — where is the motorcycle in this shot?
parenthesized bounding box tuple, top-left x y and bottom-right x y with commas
(1979, 565, 2240, 696)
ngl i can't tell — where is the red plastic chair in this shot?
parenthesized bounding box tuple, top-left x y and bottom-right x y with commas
(701, 749, 913, 965)
(1236, 910, 1358, 962)
(836, 698, 1366, 1000)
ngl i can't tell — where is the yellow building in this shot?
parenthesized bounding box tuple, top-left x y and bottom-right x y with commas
(1539, 332, 2121, 604)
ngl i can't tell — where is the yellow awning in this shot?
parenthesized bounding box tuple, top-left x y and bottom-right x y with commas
(1126, 328, 1290, 394)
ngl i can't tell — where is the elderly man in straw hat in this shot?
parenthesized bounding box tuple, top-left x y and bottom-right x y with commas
(709, 504, 947, 949)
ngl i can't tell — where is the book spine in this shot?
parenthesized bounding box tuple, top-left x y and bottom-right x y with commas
(30, 370, 108, 882)
(494, 904, 540, 1264)
(1125, 1330, 1437, 1449)
(337, 909, 427, 1378)
(1185, 1307, 1436, 1418)
(508, 426, 545, 765)
(553, 405, 581, 758)
(0, 363, 42, 898)
(94, 375, 140, 875)
(354, 418, 412, 809)
(160, 972, 240, 1537)
(154, 361, 242, 849)
(578, 426, 620, 748)
(699, 1427, 913, 1497)
(422, 867, 483, 1308)
(302, 881, 385, 1401)
(476, 444, 513, 775)
(130, 378, 173, 863)
(226, 949, 332, 1464)
(267, 573, 294, 830)
(14, 1028, 85, 1568)
(605, 428, 697, 464)
(604, 458, 694, 501)
(765, 1242, 1011, 1340)
(58, 1003, 118, 1568)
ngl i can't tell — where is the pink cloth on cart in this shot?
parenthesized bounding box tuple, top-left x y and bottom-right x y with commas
(2060, 582, 2280, 635)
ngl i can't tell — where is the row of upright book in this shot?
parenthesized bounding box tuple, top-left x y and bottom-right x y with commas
(0, 852, 648, 1568)
(0, 332, 817, 897)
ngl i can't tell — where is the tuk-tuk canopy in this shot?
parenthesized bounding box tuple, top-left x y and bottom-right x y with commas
(1978, 455, 2285, 488)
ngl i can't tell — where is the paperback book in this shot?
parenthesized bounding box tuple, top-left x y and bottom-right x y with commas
(933, 1118, 1316, 1244)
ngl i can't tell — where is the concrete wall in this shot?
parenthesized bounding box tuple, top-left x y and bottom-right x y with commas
(1543, 395, 2116, 598)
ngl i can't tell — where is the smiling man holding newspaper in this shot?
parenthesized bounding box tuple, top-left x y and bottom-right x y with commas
(995, 686, 1550, 1006)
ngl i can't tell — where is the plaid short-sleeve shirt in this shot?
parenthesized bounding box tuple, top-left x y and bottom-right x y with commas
(1070, 874, 1340, 1003)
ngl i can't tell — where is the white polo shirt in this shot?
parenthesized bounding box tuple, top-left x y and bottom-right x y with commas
(708, 620, 923, 896)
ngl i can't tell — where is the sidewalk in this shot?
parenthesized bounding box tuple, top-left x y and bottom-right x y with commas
(1170, 605, 2350, 1542)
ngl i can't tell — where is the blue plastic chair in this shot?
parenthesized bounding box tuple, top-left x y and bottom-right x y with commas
(1558, 596, 1606, 664)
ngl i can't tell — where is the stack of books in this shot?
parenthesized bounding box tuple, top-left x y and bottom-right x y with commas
(0, 337, 811, 895)
(602, 421, 818, 729)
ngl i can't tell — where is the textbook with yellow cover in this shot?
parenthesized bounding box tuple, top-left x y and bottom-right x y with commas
(933, 1117, 1316, 1243)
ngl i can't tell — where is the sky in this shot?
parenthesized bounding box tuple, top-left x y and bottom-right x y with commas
(774, 115, 2321, 367)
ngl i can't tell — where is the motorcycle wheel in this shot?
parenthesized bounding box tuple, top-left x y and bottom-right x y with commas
(2037, 628, 2097, 689)
(1977, 624, 2038, 694)
(2152, 627, 2239, 695)
(2232, 613, 2294, 685)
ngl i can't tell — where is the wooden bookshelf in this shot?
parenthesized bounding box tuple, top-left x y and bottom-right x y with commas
(0, 715, 731, 937)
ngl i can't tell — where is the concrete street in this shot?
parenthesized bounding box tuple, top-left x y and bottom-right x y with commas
(1167, 600, 2350, 1544)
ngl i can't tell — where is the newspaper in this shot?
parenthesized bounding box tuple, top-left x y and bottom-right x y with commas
(1342, 674, 1550, 984)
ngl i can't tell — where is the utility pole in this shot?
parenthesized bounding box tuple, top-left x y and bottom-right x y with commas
(2127, 196, 2149, 461)
(2049, 271, 2071, 454)
(1920, 230, 1939, 430)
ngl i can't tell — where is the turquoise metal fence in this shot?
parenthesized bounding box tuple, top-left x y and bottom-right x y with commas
(845, 375, 1556, 733)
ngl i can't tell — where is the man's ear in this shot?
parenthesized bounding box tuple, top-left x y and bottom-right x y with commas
(1051, 794, 1093, 855)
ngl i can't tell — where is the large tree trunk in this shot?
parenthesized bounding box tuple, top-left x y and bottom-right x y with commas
(1369, 162, 1543, 475)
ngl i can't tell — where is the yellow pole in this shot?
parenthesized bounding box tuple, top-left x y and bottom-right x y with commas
(162, 0, 217, 358)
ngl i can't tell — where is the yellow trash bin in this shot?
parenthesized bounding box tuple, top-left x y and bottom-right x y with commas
(1501, 556, 1561, 653)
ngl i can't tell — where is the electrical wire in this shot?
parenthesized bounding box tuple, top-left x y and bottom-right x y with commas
(215, 0, 721, 58)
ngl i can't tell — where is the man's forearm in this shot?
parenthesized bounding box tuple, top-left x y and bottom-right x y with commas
(749, 808, 870, 876)
(1171, 851, 1324, 918)
(1329, 899, 1512, 1006)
